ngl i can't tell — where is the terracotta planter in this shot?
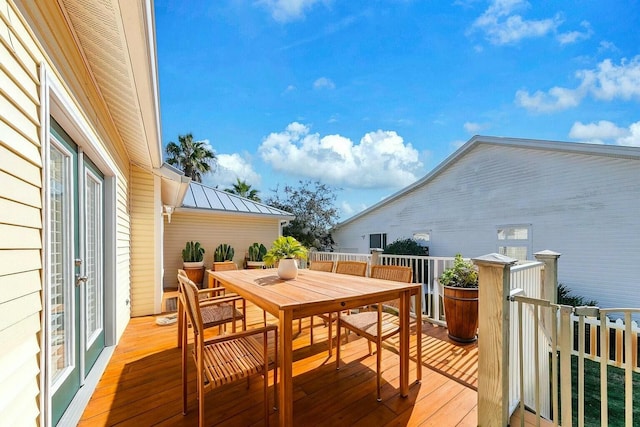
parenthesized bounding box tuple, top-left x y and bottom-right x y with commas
(183, 261, 205, 286)
(443, 285, 479, 343)
(277, 258, 298, 280)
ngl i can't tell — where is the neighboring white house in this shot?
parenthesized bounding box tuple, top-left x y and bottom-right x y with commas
(332, 135, 640, 309)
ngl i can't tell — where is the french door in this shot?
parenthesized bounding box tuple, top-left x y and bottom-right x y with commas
(49, 120, 105, 425)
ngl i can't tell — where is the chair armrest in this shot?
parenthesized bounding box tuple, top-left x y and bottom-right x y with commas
(203, 324, 278, 345)
(199, 295, 243, 307)
(198, 287, 227, 297)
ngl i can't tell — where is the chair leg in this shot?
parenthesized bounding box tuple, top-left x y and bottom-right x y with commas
(335, 314, 341, 370)
(310, 316, 314, 345)
(181, 319, 188, 415)
(177, 301, 183, 348)
(376, 340, 382, 402)
(328, 316, 333, 356)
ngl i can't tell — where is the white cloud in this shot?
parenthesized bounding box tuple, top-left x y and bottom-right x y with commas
(208, 153, 261, 188)
(257, 0, 324, 23)
(557, 21, 592, 45)
(313, 77, 336, 90)
(463, 122, 487, 134)
(515, 85, 585, 112)
(258, 122, 423, 188)
(470, 0, 562, 45)
(569, 120, 640, 146)
(516, 56, 640, 112)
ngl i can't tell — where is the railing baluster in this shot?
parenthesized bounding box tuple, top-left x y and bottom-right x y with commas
(625, 312, 633, 427)
(600, 311, 608, 427)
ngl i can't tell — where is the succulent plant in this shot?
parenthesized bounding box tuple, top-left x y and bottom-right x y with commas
(182, 241, 205, 262)
(213, 243, 234, 262)
(248, 243, 267, 262)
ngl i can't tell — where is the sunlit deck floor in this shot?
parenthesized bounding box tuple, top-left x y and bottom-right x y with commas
(78, 299, 536, 426)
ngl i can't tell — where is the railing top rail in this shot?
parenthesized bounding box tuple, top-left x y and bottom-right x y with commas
(599, 308, 640, 314)
(509, 260, 544, 273)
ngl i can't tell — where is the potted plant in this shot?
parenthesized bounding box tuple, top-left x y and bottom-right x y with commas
(439, 253, 479, 343)
(212, 243, 235, 270)
(246, 242, 267, 269)
(263, 236, 308, 279)
(182, 241, 205, 285)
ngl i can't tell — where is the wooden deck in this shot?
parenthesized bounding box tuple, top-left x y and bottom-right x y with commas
(78, 299, 541, 426)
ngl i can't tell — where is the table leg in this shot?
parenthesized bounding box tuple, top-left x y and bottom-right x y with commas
(400, 290, 410, 397)
(279, 309, 293, 426)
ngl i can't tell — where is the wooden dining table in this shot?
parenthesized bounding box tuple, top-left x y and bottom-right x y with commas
(210, 268, 422, 426)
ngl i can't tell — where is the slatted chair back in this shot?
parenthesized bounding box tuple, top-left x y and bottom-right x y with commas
(178, 274, 204, 338)
(213, 261, 237, 271)
(370, 265, 413, 283)
(309, 260, 334, 272)
(335, 261, 368, 277)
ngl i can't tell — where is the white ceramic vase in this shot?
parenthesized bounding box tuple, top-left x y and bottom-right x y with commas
(277, 258, 298, 280)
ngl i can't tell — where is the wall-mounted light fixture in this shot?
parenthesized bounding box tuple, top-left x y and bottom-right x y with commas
(163, 205, 174, 223)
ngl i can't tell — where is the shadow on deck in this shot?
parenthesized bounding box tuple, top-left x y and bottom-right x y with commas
(80, 302, 484, 426)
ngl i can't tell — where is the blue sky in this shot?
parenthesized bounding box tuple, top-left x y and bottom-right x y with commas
(154, 0, 640, 220)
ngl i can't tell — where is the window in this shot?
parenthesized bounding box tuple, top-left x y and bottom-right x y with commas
(369, 233, 387, 250)
(497, 225, 531, 261)
(412, 231, 431, 247)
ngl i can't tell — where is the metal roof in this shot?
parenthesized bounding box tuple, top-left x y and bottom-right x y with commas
(181, 182, 294, 219)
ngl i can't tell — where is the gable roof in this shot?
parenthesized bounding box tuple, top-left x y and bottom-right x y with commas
(336, 135, 640, 228)
(180, 182, 294, 219)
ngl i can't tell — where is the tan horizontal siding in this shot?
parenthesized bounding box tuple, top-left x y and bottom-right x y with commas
(0, 2, 42, 425)
(163, 211, 281, 289)
(0, 198, 41, 228)
(0, 223, 41, 249)
(0, 269, 40, 304)
(0, 170, 41, 207)
(0, 119, 40, 161)
(129, 166, 156, 316)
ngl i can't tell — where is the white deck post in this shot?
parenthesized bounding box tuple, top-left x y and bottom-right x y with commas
(474, 253, 517, 427)
(534, 250, 561, 304)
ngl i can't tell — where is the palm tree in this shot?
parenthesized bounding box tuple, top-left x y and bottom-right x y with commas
(225, 178, 261, 202)
(165, 133, 216, 182)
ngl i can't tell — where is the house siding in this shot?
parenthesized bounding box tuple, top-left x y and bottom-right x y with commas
(0, 1, 45, 424)
(334, 142, 640, 310)
(1, 0, 142, 423)
(163, 211, 282, 290)
(130, 165, 160, 316)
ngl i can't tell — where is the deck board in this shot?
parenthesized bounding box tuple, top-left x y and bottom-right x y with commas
(79, 300, 509, 426)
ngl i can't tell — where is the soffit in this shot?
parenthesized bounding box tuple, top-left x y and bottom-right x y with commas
(57, 0, 162, 168)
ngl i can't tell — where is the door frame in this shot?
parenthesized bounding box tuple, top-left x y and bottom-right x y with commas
(40, 65, 119, 426)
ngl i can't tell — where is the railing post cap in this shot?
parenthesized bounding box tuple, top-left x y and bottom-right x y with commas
(472, 253, 518, 266)
(534, 249, 562, 259)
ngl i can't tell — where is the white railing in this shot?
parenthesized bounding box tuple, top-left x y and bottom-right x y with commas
(308, 252, 455, 325)
(510, 298, 640, 426)
(507, 261, 548, 418)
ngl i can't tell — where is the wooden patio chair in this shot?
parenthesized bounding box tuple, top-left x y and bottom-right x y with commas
(179, 274, 278, 426)
(310, 260, 368, 355)
(335, 265, 413, 401)
(177, 269, 246, 348)
(306, 261, 334, 346)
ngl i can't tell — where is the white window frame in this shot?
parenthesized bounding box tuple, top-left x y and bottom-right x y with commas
(369, 233, 387, 250)
(496, 224, 532, 261)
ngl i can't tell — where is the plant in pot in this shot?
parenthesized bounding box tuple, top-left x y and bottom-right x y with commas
(246, 242, 267, 269)
(212, 243, 235, 270)
(263, 236, 308, 280)
(182, 241, 205, 285)
(439, 253, 479, 343)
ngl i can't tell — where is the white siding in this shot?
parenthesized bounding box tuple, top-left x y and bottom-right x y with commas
(334, 142, 640, 309)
